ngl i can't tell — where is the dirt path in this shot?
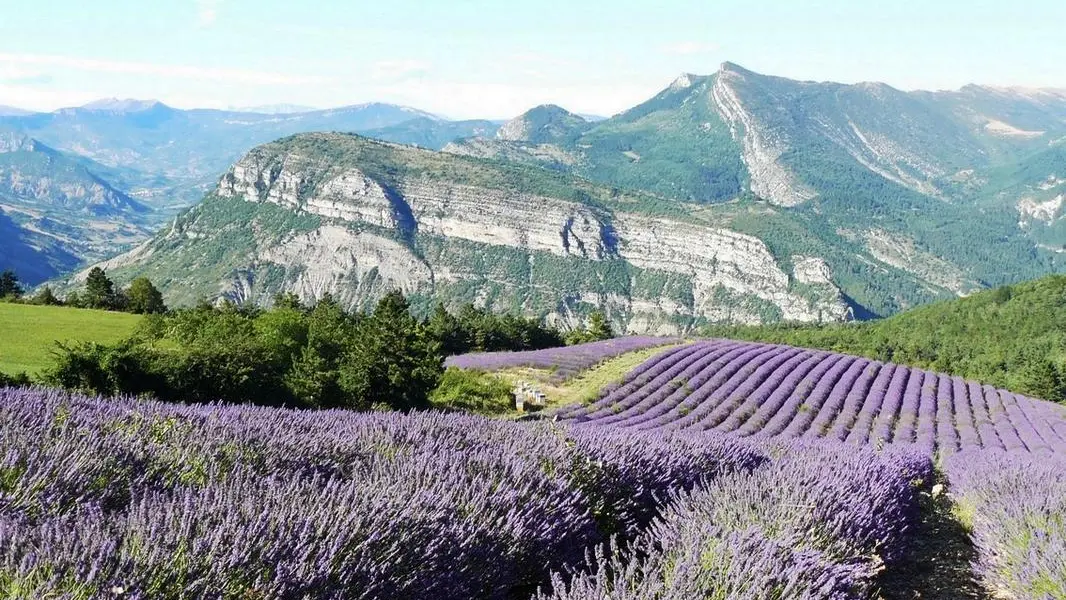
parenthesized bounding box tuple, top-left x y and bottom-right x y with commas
(878, 486, 991, 600)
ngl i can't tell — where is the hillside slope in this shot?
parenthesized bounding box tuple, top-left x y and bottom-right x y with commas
(85, 132, 868, 334)
(0, 134, 152, 283)
(446, 64, 1066, 294)
(709, 275, 1066, 402)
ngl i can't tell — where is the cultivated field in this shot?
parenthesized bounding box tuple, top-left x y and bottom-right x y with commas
(0, 303, 142, 375)
(1, 338, 1063, 598)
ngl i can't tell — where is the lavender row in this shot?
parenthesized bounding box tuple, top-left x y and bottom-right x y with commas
(945, 450, 1066, 599)
(561, 340, 1066, 456)
(541, 441, 933, 600)
(0, 387, 760, 599)
(444, 336, 679, 383)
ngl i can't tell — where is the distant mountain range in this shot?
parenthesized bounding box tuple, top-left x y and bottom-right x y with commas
(0, 101, 505, 283)
(0, 133, 151, 282)
(9, 62, 1066, 331)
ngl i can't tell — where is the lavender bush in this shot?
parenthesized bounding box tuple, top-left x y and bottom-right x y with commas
(946, 450, 1066, 600)
(0, 386, 758, 599)
(541, 441, 933, 600)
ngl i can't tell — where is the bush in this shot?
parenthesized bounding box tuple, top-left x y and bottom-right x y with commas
(430, 368, 514, 414)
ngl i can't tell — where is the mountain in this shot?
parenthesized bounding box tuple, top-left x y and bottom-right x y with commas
(0, 105, 34, 117)
(443, 63, 1066, 301)
(84, 132, 855, 334)
(447, 63, 1066, 206)
(79, 98, 166, 113)
(230, 104, 318, 114)
(0, 100, 490, 215)
(495, 105, 590, 144)
(28, 62, 1066, 327)
(360, 117, 500, 149)
(0, 100, 504, 282)
(0, 133, 151, 284)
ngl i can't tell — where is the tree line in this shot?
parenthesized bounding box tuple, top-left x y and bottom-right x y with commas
(0, 268, 166, 314)
(34, 286, 612, 412)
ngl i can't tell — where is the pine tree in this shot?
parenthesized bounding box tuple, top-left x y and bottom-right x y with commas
(0, 270, 22, 299)
(31, 286, 61, 306)
(587, 310, 614, 341)
(338, 291, 443, 411)
(84, 267, 115, 309)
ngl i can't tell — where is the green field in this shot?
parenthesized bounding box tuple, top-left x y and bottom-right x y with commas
(0, 303, 142, 375)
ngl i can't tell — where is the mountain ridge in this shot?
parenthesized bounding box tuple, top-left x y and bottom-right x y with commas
(13, 62, 1066, 329)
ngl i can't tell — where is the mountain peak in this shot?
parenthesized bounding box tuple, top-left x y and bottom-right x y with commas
(669, 73, 700, 90)
(496, 104, 588, 143)
(718, 61, 754, 76)
(79, 98, 167, 113)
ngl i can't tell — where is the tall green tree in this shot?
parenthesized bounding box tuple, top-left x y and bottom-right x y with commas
(338, 291, 443, 411)
(83, 267, 116, 310)
(0, 270, 22, 299)
(587, 310, 614, 341)
(126, 277, 167, 314)
(31, 286, 61, 306)
(426, 302, 466, 355)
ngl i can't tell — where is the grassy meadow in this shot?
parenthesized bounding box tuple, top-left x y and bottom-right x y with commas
(0, 303, 142, 375)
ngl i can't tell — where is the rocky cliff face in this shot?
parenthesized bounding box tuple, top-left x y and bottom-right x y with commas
(104, 133, 852, 333)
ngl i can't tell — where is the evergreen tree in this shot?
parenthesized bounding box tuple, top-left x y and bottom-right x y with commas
(338, 291, 443, 411)
(126, 277, 167, 314)
(0, 270, 22, 299)
(84, 267, 115, 309)
(31, 286, 61, 306)
(426, 302, 466, 355)
(587, 310, 614, 341)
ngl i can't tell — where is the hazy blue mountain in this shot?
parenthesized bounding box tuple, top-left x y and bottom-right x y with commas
(0, 105, 35, 117)
(361, 117, 500, 149)
(229, 104, 319, 114)
(0, 133, 153, 284)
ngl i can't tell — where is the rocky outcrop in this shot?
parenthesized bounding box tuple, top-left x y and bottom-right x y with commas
(711, 64, 817, 207)
(399, 176, 611, 260)
(120, 134, 854, 332)
(863, 229, 976, 296)
(614, 215, 850, 323)
(252, 225, 433, 306)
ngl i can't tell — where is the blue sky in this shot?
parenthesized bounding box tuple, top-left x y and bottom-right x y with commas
(1, 0, 1064, 118)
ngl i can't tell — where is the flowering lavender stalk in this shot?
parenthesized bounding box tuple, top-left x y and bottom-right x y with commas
(0, 387, 760, 599)
(946, 450, 1066, 599)
(541, 441, 932, 600)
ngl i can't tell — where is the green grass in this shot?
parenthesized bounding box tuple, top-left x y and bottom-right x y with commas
(490, 343, 687, 411)
(0, 303, 142, 375)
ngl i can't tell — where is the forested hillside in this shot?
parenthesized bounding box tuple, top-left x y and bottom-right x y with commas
(708, 275, 1066, 403)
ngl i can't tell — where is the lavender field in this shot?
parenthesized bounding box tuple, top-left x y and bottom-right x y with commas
(444, 336, 678, 383)
(1, 339, 1065, 598)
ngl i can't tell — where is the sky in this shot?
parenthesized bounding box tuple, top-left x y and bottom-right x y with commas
(1, 0, 1064, 119)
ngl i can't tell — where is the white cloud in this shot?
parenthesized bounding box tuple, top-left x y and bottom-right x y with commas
(0, 62, 51, 85)
(0, 53, 330, 86)
(370, 59, 431, 83)
(661, 41, 720, 56)
(196, 0, 220, 26)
